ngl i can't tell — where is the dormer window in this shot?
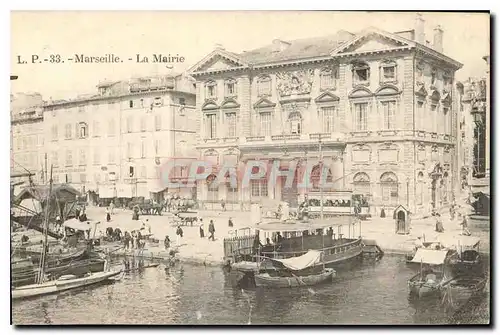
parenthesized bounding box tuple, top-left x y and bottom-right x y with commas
(352, 62, 370, 86)
(225, 79, 237, 97)
(78, 122, 88, 139)
(257, 76, 272, 96)
(320, 67, 339, 90)
(205, 80, 217, 99)
(380, 60, 397, 84)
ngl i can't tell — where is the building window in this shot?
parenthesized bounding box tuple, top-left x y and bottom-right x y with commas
(127, 142, 133, 159)
(51, 151, 59, 167)
(65, 150, 73, 166)
(431, 104, 438, 133)
(251, 179, 268, 197)
(79, 149, 86, 166)
(140, 117, 147, 132)
(78, 123, 88, 138)
(352, 62, 370, 86)
(108, 119, 115, 137)
(207, 174, 219, 201)
(320, 67, 338, 90)
(108, 150, 115, 164)
(225, 79, 237, 97)
(64, 124, 72, 139)
(129, 100, 134, 108)
(260, 112, 272, 136)
(153, 97, 163, 107)
(417, 171, 424, 205)
(353, 172, 371, 196)
(140, 166, 147, 179)
(321, 107, 336, 133)
(380, 172, 398, 206)
(127, 116, 133, 133)
(205, 114, 218, 139)
(93, 121, 100, 137)
(205, 81, 217, 99)
(381, 101, 396, 130)
(227, 184, 238, 202)
(93, 150, 100, 165)
(154, 114, 162, 131)
(431, 68, 437, 86)
(417, 101, 424, 130)
(179, 98, 186, 105)
(289, 112, 302, 134)
(225, 113, 236, 137)
(66, 173, 72, 183)
(140, 140, 147, 158)
(154, 139, 160, 156)
(443, 107, 450, 134)
(51, 125, 58, 141)
(257, 76, 272, 96)
(139, 99, 144, 108)
(354, 103, 368, 131)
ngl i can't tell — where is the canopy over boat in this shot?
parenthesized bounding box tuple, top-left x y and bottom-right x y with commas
(437, 235, 480, 250)
(251, 216, 354, 232)
(410, 249, 448, 265)
(63, 219, 100, 233)
(269, 250, 323, 271)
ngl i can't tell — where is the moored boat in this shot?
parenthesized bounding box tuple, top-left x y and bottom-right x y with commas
(254, 250, 336, 288)
(439, 275, 487, 311)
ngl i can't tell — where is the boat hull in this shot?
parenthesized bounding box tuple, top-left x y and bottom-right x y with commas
(255, 268, 335, 288)
(12, 269, 122, 300)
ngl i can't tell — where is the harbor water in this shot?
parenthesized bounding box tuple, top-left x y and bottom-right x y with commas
(11, 255, 490, 325)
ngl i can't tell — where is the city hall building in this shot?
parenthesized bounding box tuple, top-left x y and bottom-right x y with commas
(189, 15, 462, 216)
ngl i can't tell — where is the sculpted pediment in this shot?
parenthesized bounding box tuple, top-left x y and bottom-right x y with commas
(221, 98, 240, 109)
(331, 28, 413, 56)
(188, 50, 247, 74)
(315, 91, 340, 103)
(253, 97, 276, 109)
(348, 86, 373, 99)
(202, 100, 219, 110)
(375, 84, 401, 96)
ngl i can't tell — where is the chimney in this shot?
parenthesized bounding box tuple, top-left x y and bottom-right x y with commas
(272, 39, 291, 52)
(433, 25, 444, 53)
(415, 13, 425, 44)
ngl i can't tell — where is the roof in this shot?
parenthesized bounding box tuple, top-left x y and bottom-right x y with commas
(253, 216, 353, 232)
(14, 184, 80, 203)
(410, 249, 448, 265)
(269, 250, 323, 271)
(237, 30, 355, 65)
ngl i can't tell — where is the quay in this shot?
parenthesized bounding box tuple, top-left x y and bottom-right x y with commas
(12, 206, 490, 268)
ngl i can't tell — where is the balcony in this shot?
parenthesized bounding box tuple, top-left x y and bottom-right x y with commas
(271, 134, 301, 141)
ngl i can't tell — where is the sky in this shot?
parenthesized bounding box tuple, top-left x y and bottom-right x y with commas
(10, 11, 490, 100)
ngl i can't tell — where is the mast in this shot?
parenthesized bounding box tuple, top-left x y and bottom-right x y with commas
(37, 165, 53, 284)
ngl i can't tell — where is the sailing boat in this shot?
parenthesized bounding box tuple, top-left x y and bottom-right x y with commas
(11, 166, 122, 300)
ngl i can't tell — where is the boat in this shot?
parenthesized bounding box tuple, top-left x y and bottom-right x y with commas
(12, 267, 122, 300)
(11, 166, 122, 300)
(254, 250, 336, 288)
(407, 249, 453, 299)
(439, 275, 487, 312)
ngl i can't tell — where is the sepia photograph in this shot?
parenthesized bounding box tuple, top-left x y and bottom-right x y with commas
(9, 10, 491, 325)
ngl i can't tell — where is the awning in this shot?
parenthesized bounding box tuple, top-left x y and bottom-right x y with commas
(410, 249, 448, 265)
(148, 179, 166, 193)
(63, 218, 101, 235)
(270, 250, 323, 271)
(99, 185, 116, 198)
(116, 184, 133, 198)
(437, 235, 480, 250)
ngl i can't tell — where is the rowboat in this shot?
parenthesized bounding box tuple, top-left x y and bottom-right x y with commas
(254, 250, 336, 288)
(12, 267, 122, 300)
(255, 268, 335, 288)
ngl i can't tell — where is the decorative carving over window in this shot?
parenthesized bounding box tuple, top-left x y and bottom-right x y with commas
(352, 144, 371, 163)
(320, 66, 339, 90)
(378, 142, 399, 163)
(224, 78, 237, 98)
(276, 69, 314, 97)
(352, 61, 370, 86)
(417, 143, 426, 162)
(205, 80, 217, 100)
(379, 59, 397, 84)
(257, 75, 272, 97)
(353, 172, 370, 183)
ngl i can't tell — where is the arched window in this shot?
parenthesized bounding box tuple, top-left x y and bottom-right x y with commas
(257, 76, 272, 96)
(289, 112, 302, 135)
(311, 165, 333, 191)
(380, 172, 398, 206)
(353, 172, 370, 196)
(417, 172, 424, 205)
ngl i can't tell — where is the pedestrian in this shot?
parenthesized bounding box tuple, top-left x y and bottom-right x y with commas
(199, 218, 205, 238)
(221, 199, 226, 212)
(164, 235, 171, 250)
(105, 207, 111, 222)
(449, 204, 456, 221)
(130, 231, 135, 249)
(228, 217, 234, 228)
(110, 201, 115, 215)
(176, 225, 184, 245)
(208, 220, 215, 241)
(55, 215, 62, 229)
(460, 214, 471, 236)
(124, 231, 130, 250)
(435, 213, 444, 233)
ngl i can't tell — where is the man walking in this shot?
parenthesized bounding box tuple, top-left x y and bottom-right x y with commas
(208, 220, 215, 241)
